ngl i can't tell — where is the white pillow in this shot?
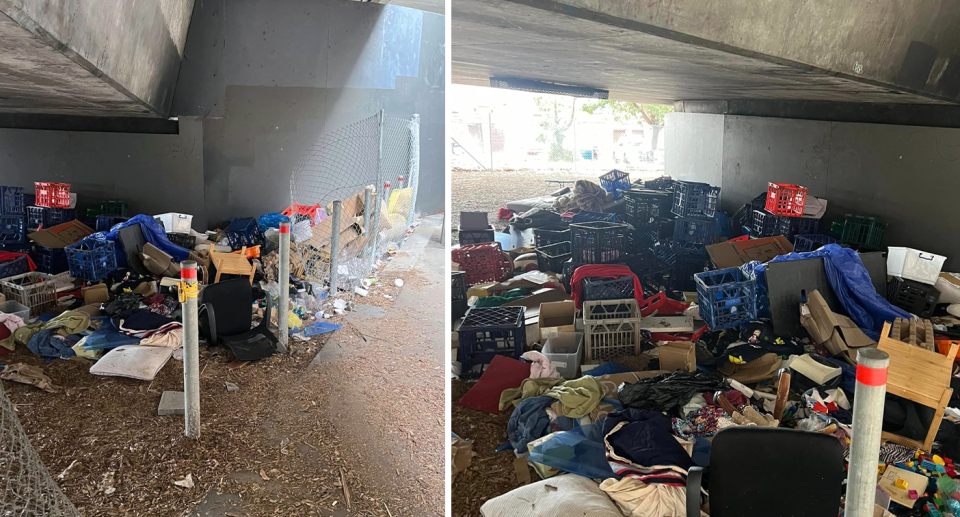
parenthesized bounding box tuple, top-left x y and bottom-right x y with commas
(480, 475, 623, 517)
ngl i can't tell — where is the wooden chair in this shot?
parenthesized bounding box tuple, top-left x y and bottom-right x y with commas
(878, 320, 958, 452)
(209, 244, 256, 284)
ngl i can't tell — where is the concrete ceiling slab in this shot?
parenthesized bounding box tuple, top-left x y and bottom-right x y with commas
(452, 0, 955, 105)
(0, 12, 156, 117)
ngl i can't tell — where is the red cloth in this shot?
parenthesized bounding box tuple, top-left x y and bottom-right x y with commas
(570, 264, 643, 309)
(0, 252, 36, 272)
(457, 355, 531, 414)
(497, 207, 514, 219)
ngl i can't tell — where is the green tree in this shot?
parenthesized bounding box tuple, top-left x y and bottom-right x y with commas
(581, 101, 673, 152)
(534, 96, 576, 163)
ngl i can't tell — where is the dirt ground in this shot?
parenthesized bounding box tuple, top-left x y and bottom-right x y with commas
(451, 167, 663, 244)
(2, 244, 443, 517)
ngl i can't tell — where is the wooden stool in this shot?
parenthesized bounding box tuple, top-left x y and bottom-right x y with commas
(210, 245, 256, 284)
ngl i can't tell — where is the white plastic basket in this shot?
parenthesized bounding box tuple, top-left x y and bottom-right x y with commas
(154, 212, 194, 234)
(542, 332, 583, 379)
(887, 247, 946, 285)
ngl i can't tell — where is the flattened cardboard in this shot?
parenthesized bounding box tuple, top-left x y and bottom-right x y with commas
(707, 236, 794, 269)
(800, 290, 874, 363)
(538, 300, 576, 341)
(28, 220, 93, 249)
(460, 212, 488, 230)
(659, 341, 696, 372)
(502, 288, 571, 318)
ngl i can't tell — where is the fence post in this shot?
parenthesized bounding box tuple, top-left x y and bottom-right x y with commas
(329, 200, 342, 296)
(844, 348, 890, 517)
(406, 114, 420, 228)
(277, 221, 290, 353)
(179, 260, 201, 439)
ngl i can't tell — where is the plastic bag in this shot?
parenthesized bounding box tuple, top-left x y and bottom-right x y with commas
(618, 370, 729, 414)
(302, 321, 341, 337)
(528, 419, 616, 480)
(258, 213, 290, 233)
(91, 214, 190, 267)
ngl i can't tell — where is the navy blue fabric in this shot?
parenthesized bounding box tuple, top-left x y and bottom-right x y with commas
(91, 214, 190, 267)
(506, 395, 554, 453)
(742, 244, 909, 340)
(587, 362, 634, 376)
(602, 409, 694, 470)
(27, 328, 75, 358)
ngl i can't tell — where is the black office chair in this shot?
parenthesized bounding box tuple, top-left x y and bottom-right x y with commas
(199, 278, 280, 361)
(686, 427, 845, 517)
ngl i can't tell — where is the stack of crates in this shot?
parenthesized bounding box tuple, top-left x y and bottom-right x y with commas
(583, 298, 642, 363)
(671, 181, 720, 246)
(457, 306, 526, 377)
(0, 186, 25, 245)
(695, 267, 758, 330)
(0, 271, 58, 318)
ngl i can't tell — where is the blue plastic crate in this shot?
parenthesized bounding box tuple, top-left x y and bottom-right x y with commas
(26, 206, 44, 229)
(66, 238, 117, 281)
(225, 217, 264, 250)
(778, 215, 819, 239)
(599, 169, 631, 199)
(44, 208, 77, 228)
(695, 267, 757, 330)
(0, 215, 25, 244)
(0, 187, 24, 215)
(624, 190, 670, 227)
(31, 245, 69, 274)
(95, 214, 129, 232)
(457, 306, 527, 377)
(751, 209, 779, 237)
(571, 211, 616, 224)
(672, 181, 721, 218)
(793, 234, 837, 253)
(673, 217, 715, 246)
(0, 255, 30, 279)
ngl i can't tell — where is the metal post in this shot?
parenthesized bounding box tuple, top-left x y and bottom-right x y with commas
(406, 114, 420, 228)
(277, 221, 290, 353)
(844, 348, 890, 517)
(363, 186, 373, 235)
(329, 200, 342, 296)
(368, 109, 385, 272)
(488, 110, 494, 170)
(179, 260, 200, 439)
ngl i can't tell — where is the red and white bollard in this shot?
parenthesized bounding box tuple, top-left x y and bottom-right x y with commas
(845, 348, 890, 517)
(179, 260, 201, 439)
(277, 221, 290, 353)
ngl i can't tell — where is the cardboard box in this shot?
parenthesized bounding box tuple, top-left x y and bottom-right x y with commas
(706, 235, 794, 269)
(460, 212, 488, 230)
(538, 300, 576, 341)
(28, 220, 94, 249)
(502, 288, 571, 318)
(659, 341, 696, 372)
(82, 284, 109, 304)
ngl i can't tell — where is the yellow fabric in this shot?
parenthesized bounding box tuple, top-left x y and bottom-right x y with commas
(387, 188, 413, 216)
(499, 376, 603, 418)
(599, 477, 687, 517)
(499, 378, 562, 411)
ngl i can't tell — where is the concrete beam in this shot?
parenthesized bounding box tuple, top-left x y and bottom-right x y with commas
(675, 100, 960, 129)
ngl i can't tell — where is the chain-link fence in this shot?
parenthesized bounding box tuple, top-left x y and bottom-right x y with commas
(288, 110, 420, 297)
(0, 381, 80, 516)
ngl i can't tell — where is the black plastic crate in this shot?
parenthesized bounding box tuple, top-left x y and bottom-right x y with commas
(535, 241, 571, 273)
(0, 255, 30, 279)
(46, 208, 77, 227)
(167, 232, 197, 249)
(583, 275, 635, 301)
(625, 189, 670, 227)
(451, 271, 468, 321)
(458, 225, 496, 245)
(571, 221, 629, 264)
(562, 259, 584, 292)
(673, 217, 716, 246)
(0, 187, 24, 215)
(888, 276, 939, 319)
(533, 227, 571, 248)
(672, 181, 721, 218)
(665, 243, 712, 292)
(751, 209, 779, 237)
(100, 200, 128, 217)
(30, 245, 69, 274)
(793, 234, 837, 253)
(26, 206, 44, 229)
(95, 214, 127, 232)
(777, 215, 819, 240)
(0, 215, 25, 244)
(643, 176, 675, 192)
(457, 306, 527, 377)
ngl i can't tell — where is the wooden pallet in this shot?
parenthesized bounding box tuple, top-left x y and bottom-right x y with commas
(878, 321, 958, 452)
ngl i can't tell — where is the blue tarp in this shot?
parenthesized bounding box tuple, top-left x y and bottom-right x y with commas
(91, 214, 191, 267)
(742, 243, 910, 340)
(528, 419, 616, 480)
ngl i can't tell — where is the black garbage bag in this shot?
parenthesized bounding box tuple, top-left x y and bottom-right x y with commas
(509, 207, 563, 230)
(618, 370, 729, 414)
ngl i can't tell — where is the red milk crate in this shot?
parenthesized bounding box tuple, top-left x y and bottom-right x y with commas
(34, 182, 71, 208)
(764, 183, 806, 217)
(451, 242, 513, 286)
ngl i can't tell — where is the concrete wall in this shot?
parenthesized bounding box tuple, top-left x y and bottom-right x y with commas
(664, 112, 724, 186)
(0, 117, 205, 226)
(2, 0, 195, 115)
(173, 0, 444, 227)
(711, 114, 960, 269)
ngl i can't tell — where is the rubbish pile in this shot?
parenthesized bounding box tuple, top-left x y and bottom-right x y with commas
(452, 172, 960, 516)
(0, 182, 404, 387)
